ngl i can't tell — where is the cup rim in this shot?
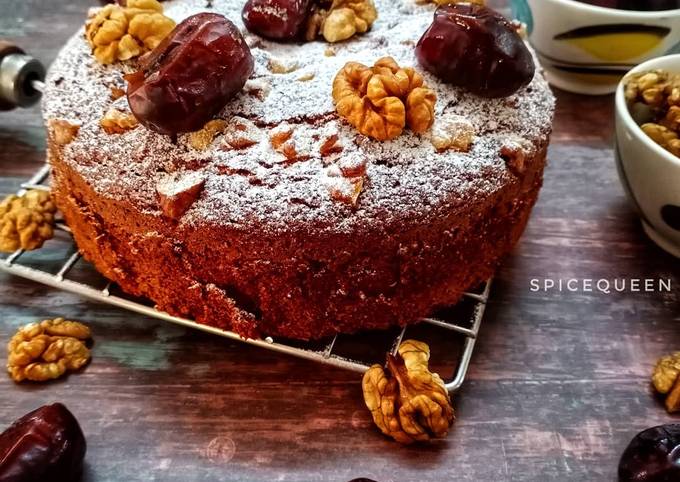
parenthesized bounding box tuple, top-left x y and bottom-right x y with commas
(548, 0, 680, 17)
(616, 54, 680, 168)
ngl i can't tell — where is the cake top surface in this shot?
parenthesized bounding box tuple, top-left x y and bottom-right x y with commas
(43, 0, 555, 235)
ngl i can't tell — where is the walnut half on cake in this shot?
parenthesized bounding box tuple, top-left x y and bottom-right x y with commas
(43, 0, 555, 340)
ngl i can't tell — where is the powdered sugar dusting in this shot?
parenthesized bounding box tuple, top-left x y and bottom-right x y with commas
(43, 0, 555, 235)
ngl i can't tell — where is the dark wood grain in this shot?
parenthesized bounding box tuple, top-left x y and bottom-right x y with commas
(1, 2, 679, 481)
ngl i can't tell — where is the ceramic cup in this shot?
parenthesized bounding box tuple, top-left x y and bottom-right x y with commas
(511, 0, 680, 94)
(615, 54, 680, 257)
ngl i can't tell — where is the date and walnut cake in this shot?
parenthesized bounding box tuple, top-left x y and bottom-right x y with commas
(42, 0, 555, 340)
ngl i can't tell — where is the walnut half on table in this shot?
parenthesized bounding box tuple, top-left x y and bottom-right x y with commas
(652, 352, 680, 413)
(362, 339, 455, 444)
(7, 318, 92, 383)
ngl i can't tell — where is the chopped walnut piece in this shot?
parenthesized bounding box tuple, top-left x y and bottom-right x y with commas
(189, 119, 228, 151)
(223, 117, 260, 150)
(110, 86, 126, 100)
(324, 162, 365, 206)
(49, 119, 80, 146)
(268, 57, 299, 74)
(327, 174, 364, 206)
(324, 47, 336, 57)
(298, 72, 315, 82)
(662, 105, 680, 131)
(156, 171, 205, 219)
(501, 135, 533, 175)
(0, 190, 57, 253)
(319, 134, 343, 157)
(642, 122, 677, 144)
(281, 141, 299, 161)
(85, 0, 175, 65)
(362, 339, 455, 444)
(270, 127, 293, 150)
(332, 56, 436, 141)
(625, 70, 672, 107)
(100, 108, 139, 134)
(338, 155, 366, 177)
(227, 137, 259, 150)
(641, 123, 680, 157)
(653, 352, 680, 413)
(244, 78, 272, 101)
(7, 318, 92, 383)
(430, 114, 475, 153)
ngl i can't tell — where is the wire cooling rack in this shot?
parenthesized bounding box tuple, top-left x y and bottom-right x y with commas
(1, 164, 491, 393)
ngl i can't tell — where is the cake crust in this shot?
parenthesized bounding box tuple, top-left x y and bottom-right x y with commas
(44, 0, 555, 340)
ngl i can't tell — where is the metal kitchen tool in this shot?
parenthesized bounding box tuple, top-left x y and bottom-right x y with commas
(0, 41, 45, 111)
(1, 169, 491, 395)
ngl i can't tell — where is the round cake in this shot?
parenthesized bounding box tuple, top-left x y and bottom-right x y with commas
(43, 0, 555, 340)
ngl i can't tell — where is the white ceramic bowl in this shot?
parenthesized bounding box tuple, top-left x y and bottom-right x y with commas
(615, 54, 680, 257)
(511, 0, 680, 94)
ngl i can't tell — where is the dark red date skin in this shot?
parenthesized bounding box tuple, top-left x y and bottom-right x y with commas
(416, 4, 535, 98)
(619, 424, 680, 482)
(126, 13, 254, 135)
(242, 0, 313, 40)
(0, 403, 86, 482)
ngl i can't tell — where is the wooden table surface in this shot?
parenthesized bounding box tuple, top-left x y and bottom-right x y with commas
(1, 1, 679, 481)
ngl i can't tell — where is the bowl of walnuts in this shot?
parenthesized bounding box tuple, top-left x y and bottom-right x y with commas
(616, 54, 680, 257)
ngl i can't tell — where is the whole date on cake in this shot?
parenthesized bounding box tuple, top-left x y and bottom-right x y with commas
(0, 403, 86, 482)
(126, 13, 254, 135)
(242, 0, 377, 43)
(415, 3, 534, 98)
(242, 0, 313, 40)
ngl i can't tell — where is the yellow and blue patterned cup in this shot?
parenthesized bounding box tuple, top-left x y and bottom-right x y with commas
(511, 0, 680, 94)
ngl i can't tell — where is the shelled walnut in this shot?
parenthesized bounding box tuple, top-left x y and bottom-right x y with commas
(641, 123, 680, 157)
(7, 318, 92, 383)
(319, 134, 343, 157)
(362, 339, 455, 444)
(624, 69, 680, 158)
(332, 56, 436, 141)
(0, 190, 57, 253)
(85, 0, 175, 64)
(306, 0, 378, 43)
(49, 119, 80, 146)
(270, 127, 293, 150)
(189, 119, 228, 150)
(268, 57, 299, 74)
(100, 107, 139, 134)
(501, 135, 533, 175)
(222, 117, 261, 150)
(430, 113, 475, 153)
(156, 171, 206, 219)
(325, 172, 364, 206)
(324, 156, 366, 206)
(652, 352, 680, 412)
